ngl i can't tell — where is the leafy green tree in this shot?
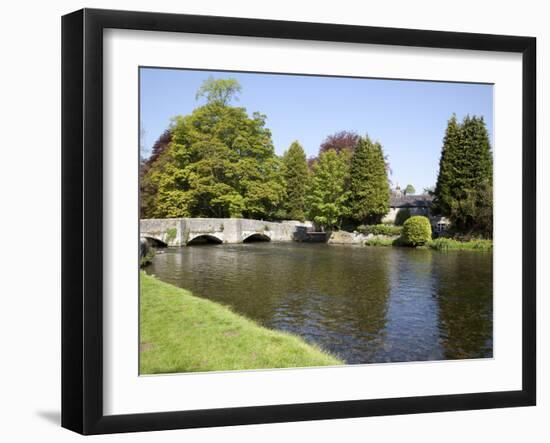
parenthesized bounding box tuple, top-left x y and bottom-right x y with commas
(282, 141, 309, 220)
(195, 76, 242, 106)
(404, 184, 416, 195)
(434, 114, 493, 235)
(349, 135, 390, 224)
(307, 150, 351, 230)
(143, 78, 285, 219)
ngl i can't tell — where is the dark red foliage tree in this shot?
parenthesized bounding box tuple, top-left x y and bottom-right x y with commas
(140, 129, 173, 218)
(319, 131, 360, 155)
(146, 129, 172, 167)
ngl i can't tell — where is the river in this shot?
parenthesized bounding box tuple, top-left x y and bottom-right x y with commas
(145, 242, 493, 364)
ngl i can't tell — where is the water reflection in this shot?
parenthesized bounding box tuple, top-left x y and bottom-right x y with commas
(146, 243, 492, 364)
(433, 252, 493, 359)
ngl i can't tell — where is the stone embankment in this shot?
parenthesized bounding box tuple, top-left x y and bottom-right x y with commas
(327, 231, 398, 245)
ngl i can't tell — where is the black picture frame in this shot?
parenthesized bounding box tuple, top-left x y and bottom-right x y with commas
(62, 8, 536, 435)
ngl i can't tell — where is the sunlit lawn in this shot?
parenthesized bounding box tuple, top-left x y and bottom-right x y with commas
(140, 272, 343, 374)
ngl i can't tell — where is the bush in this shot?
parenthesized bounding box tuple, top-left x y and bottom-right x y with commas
(401, 216, 432, 246)
(140, 248, 156, 267)
(357, 224, 402, 236)
(394, 208, 411, 226)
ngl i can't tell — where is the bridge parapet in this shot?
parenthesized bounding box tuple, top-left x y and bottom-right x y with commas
(140, 218, 312, 246)
(140, 218, 183, 247)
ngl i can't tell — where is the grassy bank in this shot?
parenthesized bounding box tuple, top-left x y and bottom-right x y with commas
(363, 236, 492, 251)
(140, 273, 343, 374)
(427, 238, 493, 251)
(364, 236, 397, 247)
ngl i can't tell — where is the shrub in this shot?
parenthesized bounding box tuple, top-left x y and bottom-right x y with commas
(401, 216, 432, 246)
(357, 224, 402, 236)
(394, 208, 411, 226)
(140, 248, 156, 267)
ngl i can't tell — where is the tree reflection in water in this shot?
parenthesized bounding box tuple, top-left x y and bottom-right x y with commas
(146, 243, 493, 365)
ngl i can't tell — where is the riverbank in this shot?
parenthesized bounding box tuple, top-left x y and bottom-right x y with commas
(427, 238, 493, 251)
(364, 236, 492, 251)
(140, 272, 343, 374)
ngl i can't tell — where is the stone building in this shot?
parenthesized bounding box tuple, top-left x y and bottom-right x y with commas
(382, 188, 450, 233)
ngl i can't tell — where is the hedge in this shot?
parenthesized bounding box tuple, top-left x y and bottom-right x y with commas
(357, 224, 402, 236)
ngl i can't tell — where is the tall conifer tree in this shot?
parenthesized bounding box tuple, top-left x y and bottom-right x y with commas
(434, 114, 462, 216)
(306, 150, 351, 230)
(282, 141, 309, 220)
(434, 114, 493, 235)
(349, 135, 390, 224)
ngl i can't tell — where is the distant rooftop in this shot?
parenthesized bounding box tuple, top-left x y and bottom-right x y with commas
(389, 194, 433, 208)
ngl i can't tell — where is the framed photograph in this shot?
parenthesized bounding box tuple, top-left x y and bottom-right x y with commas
(62, 8, 536, 435)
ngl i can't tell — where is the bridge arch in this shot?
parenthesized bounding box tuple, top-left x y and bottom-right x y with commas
(243, 233, 271, 243)
(187, 234, 223, 245)
(142, 236, 168, 248)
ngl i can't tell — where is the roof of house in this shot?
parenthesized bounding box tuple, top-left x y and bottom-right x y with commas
(389, 194, 433, 208)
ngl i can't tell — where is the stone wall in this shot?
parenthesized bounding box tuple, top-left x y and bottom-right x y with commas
(327, 230, 367, 245)
(140, 218, 312, 246)
(140, 218, 184, 246)
(327, 231, 400, 245)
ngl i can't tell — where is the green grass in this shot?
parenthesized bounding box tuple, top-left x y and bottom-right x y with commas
(363, 236, 492, 251)
(364, 236, 397, 247)
(140, 273, 343, 374)
(427, 238, 493, 251)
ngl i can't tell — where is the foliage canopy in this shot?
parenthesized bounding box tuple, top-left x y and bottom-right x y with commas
(319, 130, 360, 155)
(306, 150, 351, 230)
(140, 78, 491, 241)
(282, 141, 309, 221)
(434, 114, 493, 237)
(195, 76, 242, 106)
(349, 136, 390, 224)
(141, 79, 285, 219)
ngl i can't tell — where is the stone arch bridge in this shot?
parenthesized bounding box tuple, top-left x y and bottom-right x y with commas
(140, 218, 312, 247)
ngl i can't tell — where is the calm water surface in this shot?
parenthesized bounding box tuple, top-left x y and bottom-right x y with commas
(145, 243, 493, 364)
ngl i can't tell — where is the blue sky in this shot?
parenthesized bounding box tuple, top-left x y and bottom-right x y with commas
(140, 68, 493, 193)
